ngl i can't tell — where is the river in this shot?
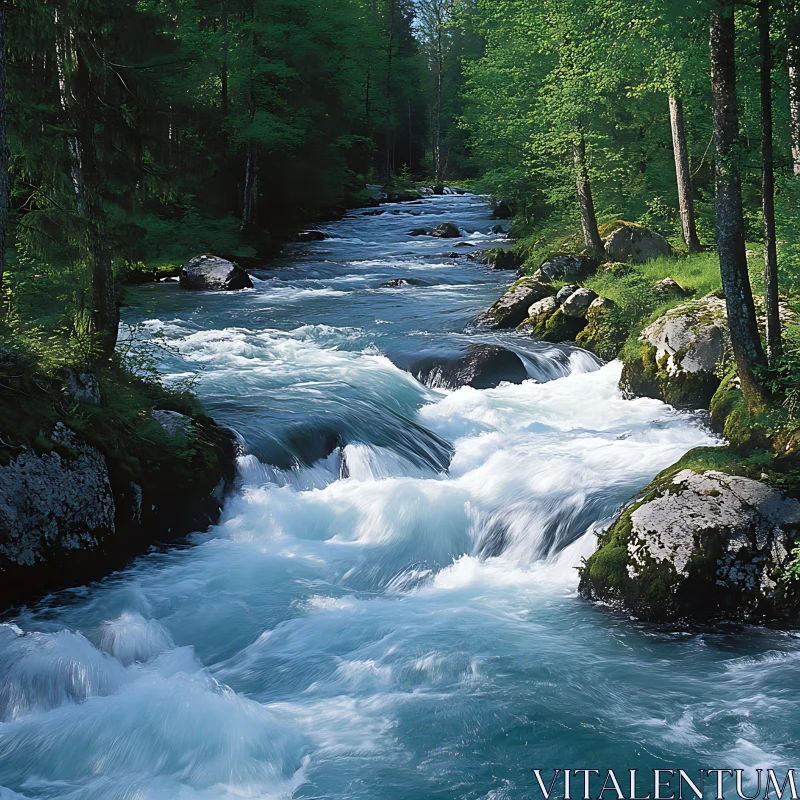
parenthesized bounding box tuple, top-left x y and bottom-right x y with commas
(1, 193, 799, 799)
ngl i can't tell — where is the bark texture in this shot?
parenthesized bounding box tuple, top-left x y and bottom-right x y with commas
(760, 0, 780, 364)
(0, 0, 7, 306)
(710, 2, 766, 410)
(573, 132, 603, 253)
(790, 40, 800, 176)
(669, 95, 702, 253)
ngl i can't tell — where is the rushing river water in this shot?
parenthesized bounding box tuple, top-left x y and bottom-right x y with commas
(2, 194, 800, 799)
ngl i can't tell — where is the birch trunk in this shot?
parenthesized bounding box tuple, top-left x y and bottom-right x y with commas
(668, 95, 702, 253)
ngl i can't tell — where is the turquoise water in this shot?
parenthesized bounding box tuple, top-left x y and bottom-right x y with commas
(1, 194, 798, 800)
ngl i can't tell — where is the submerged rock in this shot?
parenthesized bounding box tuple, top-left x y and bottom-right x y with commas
(410, 344, 528, 390)
(180, 255, 253, 291)
(408, 228, 429, 237)
(579, 467, 800, 623)
(475, 278, 555, 329)
(620, 295, 729, 409)
(467, 248, 522, 270)
(602, 222, 671, 264)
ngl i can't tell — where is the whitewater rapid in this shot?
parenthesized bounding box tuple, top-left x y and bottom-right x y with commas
(2, 194, 799, 800)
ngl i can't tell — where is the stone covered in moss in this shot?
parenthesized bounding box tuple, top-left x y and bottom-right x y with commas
(576, 298, 627, 361)
(579, 457, 800, 623)
(620, 296, 730, 409)
(600, 220, 671, 264)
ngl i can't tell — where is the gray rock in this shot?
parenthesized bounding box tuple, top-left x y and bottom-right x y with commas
(65, 372, 101, 404)
(655, 277, 688, 295)
(642, 295, 729, 380)
(0, 425, 114, 567)
(603, 223, 671, 264)
(533, 254, 599, 283)
(408, 228, 429, 237)
(431, 223, 461, 238)
(555, 284, 580, 305)
(527, 296, 558, 323)
(589, 296, 615, 312)
(561, 288, 599, 318)
(152, 410, 192, 439)
(475, 278, 556, 329)
(180, 255, 253, 291)
(581, 468, 800, 622)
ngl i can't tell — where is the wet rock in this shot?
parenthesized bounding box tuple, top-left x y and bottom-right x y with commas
(408, 228, 430, 237)
(180, 255, 253, 291)
(602, 222, 671, 264)
(468, 248, 522, 270)
(475, 278, 556, 329)
(620, 295, 729, 409)
(431, 223, 461, 239)
(295, 230, 328, 242)
(380, 278, 427, 288)
(410, 344, 528, 390)
(443, 252, 461, 259)
(579, 468, 800, 623)
(561, 288, 599, 318)
(533, 254, 599, 283)
(491, 225, 506, 235)
(385, 189, 423, 203)
(433, 184, 445, 195)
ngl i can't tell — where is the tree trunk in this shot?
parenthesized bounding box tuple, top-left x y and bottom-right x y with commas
(242, 10, 258, 230)
(790, 40, 800, 176)
(434, 27, 444, 184)
(383, 0, 396, 179)
(573, 131, 603, 253)
(760, 0, 780, 365)
(74, 51, 118, 361)
(0, 0, 8, 309)
(668, 94, 702, 253)
(710, 1, 766, 410)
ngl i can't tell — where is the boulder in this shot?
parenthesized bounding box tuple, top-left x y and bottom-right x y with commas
(468, 248, 523, 270)
(492, 200, 513, 219)
(575, 298, 625, 361)
(65, 371, 101, 404)
(408, 228, 430, 237)
(0, 424, 115, 569)
(527, 296, 558, 324)
(620, 296, 729, 409)
(533, 254, 599, 283)
(432, 184, 445, 195)
(561, 288, 599, 318)
(491, 225, 507, 235)
(655, 277, 689, 295)
(385, 189, 423, 203)
(555, 284, 580, 305)
(380, 278, 426, 288)
(602, 222, 671, 264)
(443, 252, 461, 259)
(431, 223, 461, 239)
(152, 409, 192, 439)
(475, 278, 556, 329)
(410, 344, 528, 390)
(180, 255, 253, 291)
(579, 467, 800, 623)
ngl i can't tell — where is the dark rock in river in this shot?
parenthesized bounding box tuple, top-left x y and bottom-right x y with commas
(180, 255, 253, 291)
(294, 230, 328, 242)
(410, 344, 528, 390)
(431, 223, 461, 239)
(408, 228, 429, 237)
(381, 278, 426, 288)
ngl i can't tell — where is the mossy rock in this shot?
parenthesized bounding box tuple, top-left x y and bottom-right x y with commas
(579, 455, 800, 623)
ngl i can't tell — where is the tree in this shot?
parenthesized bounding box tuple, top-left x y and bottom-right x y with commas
(669, 93, 703, 252)
(710, 0, 766, 410)
(0, 0, 7, 309)
(760, 0, 780, 364)
(789, 9, 800, 175)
